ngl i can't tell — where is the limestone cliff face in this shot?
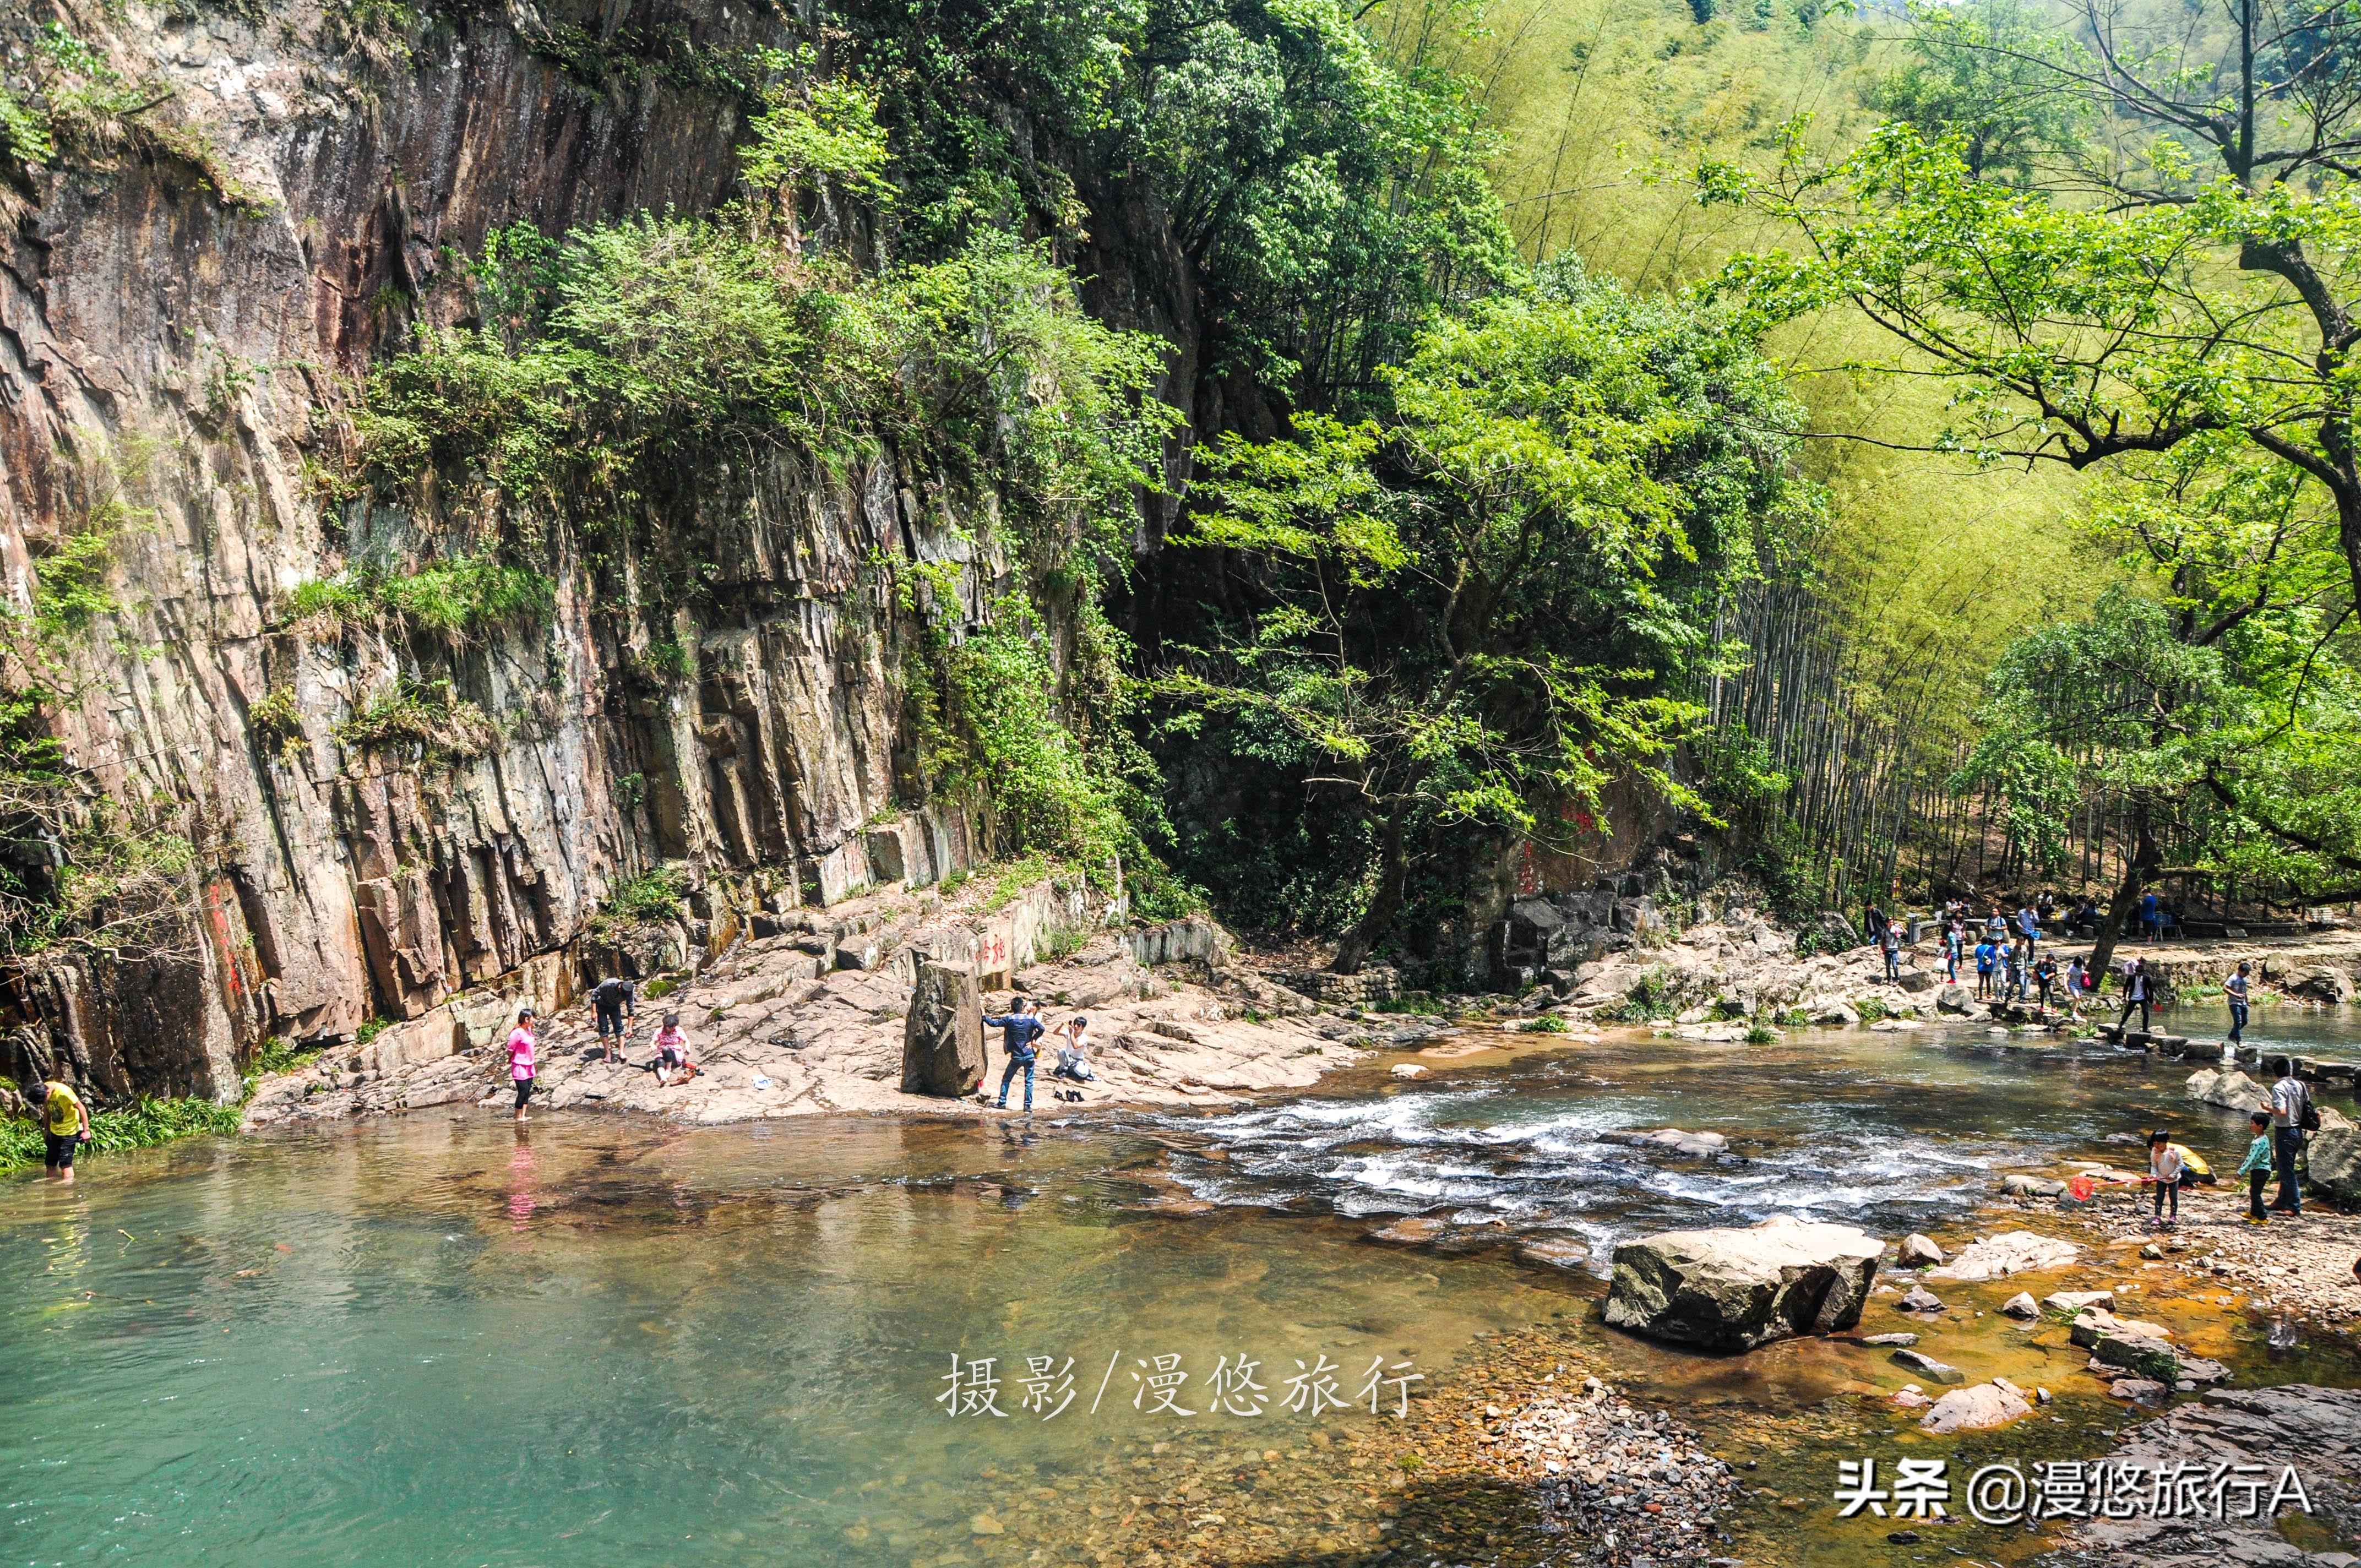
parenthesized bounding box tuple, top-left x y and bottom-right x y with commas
(0, 1, 1029, 1099)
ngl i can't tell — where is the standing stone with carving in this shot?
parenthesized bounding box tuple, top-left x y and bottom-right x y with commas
(901, 962, 985, 1097)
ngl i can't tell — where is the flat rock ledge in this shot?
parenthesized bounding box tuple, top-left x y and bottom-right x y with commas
(1603, 1216, 1882, 1351)
(2067, 1385, 2361, 1567)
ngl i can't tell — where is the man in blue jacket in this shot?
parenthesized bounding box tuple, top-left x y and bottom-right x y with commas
(985, 997, 1045, 1112)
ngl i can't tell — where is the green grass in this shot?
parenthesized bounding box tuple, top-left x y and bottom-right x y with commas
(5, 1033, 336, 1174)
(1522, 1013, 1569, 1033)
(1856, 997, 1890, 1025)
(3, 1093, 243, 1174)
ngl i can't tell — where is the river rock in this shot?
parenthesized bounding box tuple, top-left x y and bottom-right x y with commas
(1515, 1237, 1591, 1270)
(1898, 968, 1938, 993)
(2308, 1106, 2361, 1208)
(2090, 1331, 2215, 1384)
(2108, 1378, 2170, 1404)
(1999, 1173, 2068, 1197)
(1811, 1000, 1860, 1026)
(900, 961, 986, 1096)
(2069, 1308, 2171, 1347)
(1999, 1291, 2039, 1319)
(1366, 1216, 1450, 1246)
(1899, 1285, 1944, 1312)
(2184, 1066, 2269, 1113)
(1928, 1229, 2080, 1281)
(1891, 1348, 1964, 1385)
(1919, 1380, 2033, 1434)
(1936, 984, 1971, 1014)
(1860, 1331, 1919, 1347)
(2065, 1386, 2361, 1565)
(1602, 1216, 1883, 1350)
(1390, 1063, 1427, 1079)
(1898, 1233, 1944, 1267)
(2044, 1289, 2114, 1314)
(1599, 1127, 1729, 1157)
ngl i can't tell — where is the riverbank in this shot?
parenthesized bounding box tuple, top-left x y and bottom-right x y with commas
(240, 920, 1450, 1130)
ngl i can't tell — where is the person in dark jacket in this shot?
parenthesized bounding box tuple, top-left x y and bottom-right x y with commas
(984, 997, 1045, 1112)
(590, 974, 637, 1062)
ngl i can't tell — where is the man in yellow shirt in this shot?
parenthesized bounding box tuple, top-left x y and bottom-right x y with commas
(26, 1081, 89, 1184)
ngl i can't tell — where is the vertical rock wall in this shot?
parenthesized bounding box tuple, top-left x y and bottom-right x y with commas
(0, 1, 1023, 1098)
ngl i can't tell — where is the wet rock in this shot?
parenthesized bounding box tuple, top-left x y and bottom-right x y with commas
(2000, 1173, 2068, 1197)
(1898, 1286, 1945, 1313)
(2069, 1308, 2172, 1347)
(1859, 1331, 1919, 1347)
(1366, 1216, 1450, 1246)
(2067, 1385, 2361, 1565)
(1515, 1237, 1591, 1271)
(2090, 1331, 2185, 1383)
(1891, 1348, 1965, 1385)
(2184, 1066, 2269, 1113)
(1891, 1386, 1932, 1409)
(2108, 1378, 2170, 1404)
(1928, 1229, 2080, 1281)
(2045, 1288, 2114, 1314)
(1898, 1233, 1945, 1267)
(1390, 1063, 1427, 1079)
(1599, 1127, 1729, 1157)
(1919, 1380, 2033, 1434)
(1603, 1216, 1883, 1350)
(1999, 1291, 2039, 1319)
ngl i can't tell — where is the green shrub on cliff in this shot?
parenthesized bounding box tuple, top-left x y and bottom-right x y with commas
(289, 557, 554, 639)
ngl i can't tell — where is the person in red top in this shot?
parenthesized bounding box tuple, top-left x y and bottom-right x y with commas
(507, 1006, 538, 1124)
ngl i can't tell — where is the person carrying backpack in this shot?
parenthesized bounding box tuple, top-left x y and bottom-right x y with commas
(2270, 1061, 2320, 1215)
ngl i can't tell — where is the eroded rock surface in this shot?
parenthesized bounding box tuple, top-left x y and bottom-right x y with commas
(1602, 1216, 1882, 1351)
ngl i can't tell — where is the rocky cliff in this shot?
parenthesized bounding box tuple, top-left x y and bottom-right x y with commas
(0, 0, 1079, 1100)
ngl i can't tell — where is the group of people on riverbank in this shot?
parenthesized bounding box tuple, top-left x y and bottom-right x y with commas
(983, 997, 1096, 1111)
(2140, 1056, 2325, 1226)
(499, 977, 699, 1124)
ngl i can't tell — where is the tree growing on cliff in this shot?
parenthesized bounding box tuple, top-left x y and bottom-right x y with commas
(1158, 264, 1814, 971)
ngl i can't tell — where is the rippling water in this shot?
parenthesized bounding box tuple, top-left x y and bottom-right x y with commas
(1156, 1011, 2361, 1267)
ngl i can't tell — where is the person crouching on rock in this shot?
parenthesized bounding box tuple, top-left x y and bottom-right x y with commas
(652, 1012, 690, 1086)
(1050, 1015, 1096, 1099)
(2238, 1110, 2275, 1223)
(984, 997, 1044, 1112)
(590, 973, 637, 1063)
(2146, 1130, 2186, 1229)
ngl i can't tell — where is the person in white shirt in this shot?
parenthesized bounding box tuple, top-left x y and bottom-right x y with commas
(1049, 1015, 1096, 1097)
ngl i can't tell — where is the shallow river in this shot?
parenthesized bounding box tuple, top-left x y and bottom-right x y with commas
(6, 1003, 2358, 1567)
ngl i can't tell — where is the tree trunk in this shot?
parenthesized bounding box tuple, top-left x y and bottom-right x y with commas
(2086, 802, 2159, 983)
(1333, 807, 1407, 975)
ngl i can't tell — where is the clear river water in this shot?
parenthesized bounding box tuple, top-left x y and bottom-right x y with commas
(6, 1000, 2358, 1567)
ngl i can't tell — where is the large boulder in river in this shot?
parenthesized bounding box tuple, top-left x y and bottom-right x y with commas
(1603, 1216, 1883, 1351)
(2185, 1067, 2269, 1113)
(1927, 1230, 2080, 1281)
(2306, 1106, 2361, 1208)
(900, 961, 985, 1096)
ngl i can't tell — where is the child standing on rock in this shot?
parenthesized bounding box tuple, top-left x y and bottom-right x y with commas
(1975, 935, 1998, 999)
(2146, 1130, 2185, 1229)
(2238, 1110, 2275, 1223)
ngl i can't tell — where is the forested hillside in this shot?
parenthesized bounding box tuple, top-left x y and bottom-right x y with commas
(4, 0, 2361, 1093)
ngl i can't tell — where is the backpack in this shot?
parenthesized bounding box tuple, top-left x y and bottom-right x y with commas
(2297, 1079, 2322, 1133)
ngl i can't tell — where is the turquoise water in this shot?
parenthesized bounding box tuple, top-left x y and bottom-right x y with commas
(1, 1115, 1560, 1567)
(6, 1017, 2357, 1567)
